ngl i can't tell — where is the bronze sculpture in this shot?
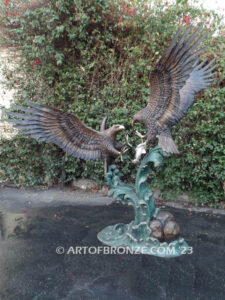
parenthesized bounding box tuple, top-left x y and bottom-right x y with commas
(6, 101, 127, 175)
(132, 24, 216, 154)
(6, 24, 217, 257)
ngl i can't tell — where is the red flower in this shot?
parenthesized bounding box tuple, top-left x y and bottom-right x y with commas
(56, 3, 59, 9)
(182, 15, 191, 24)
(123, 3, 136, 15)
(4, 0, 9, 7)
(34, 60, 40, 64)
(91, 19, 95, 23)
(206, 20, 210, 24)
(11, 13, 19, 17)
(165, 1, 169, 5)
(118, 16, 123, 25)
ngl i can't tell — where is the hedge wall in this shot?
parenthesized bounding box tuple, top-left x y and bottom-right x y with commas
(0, 0, 224, 206)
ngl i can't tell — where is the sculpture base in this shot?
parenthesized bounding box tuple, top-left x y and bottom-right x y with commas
(98, 222, 189, 258)
(100, 148, 190, 258)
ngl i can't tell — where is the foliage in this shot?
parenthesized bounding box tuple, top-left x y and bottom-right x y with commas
(151, 88, 225, 206)
(0, 0, 224, 206)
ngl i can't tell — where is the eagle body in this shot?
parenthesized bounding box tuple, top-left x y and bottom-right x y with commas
(133, 24, 217, 154)
(7, 101, 125, 175)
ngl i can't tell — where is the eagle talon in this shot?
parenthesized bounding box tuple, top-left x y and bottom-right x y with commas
(119, 146, 129, 162)
(121, 146, 128, 154)
(135, 130, 145, 143)
(124, 134, 132, 147)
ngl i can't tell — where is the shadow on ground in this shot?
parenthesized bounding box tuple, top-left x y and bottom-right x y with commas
(0, 199, 225, 300)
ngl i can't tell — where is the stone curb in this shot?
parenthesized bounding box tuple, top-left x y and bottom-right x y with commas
(0, 186, 224, 216)
(156, 200, 225, 216)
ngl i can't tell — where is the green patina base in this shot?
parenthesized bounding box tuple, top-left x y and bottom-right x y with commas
(97, 223, 189, 258)
(97, 146, 189, 258)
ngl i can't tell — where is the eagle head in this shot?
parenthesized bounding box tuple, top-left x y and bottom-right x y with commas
(106, 124, 125, 139)
(112, 124, 125, 132)
(132, 111, 144, 126)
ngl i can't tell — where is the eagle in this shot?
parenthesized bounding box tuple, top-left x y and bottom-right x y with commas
(132, 24, 217, 154)
(6, 101, 127, 175)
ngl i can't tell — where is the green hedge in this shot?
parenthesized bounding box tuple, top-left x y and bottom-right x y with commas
(0, 0, 224, 206)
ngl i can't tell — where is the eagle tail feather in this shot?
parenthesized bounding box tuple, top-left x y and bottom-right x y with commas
(158, 131, 179, 154)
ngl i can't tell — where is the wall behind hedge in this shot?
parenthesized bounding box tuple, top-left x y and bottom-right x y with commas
(0, 0, 224, 206)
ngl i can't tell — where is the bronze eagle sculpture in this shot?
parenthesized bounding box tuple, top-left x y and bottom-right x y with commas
(6, 101, 127, 174)
(132, 24, 217, 154)
(6, 24, 216, 170)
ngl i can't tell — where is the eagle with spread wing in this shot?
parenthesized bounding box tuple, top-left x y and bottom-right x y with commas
(6, 101, 127, 174)
(133, 24, 217, 154)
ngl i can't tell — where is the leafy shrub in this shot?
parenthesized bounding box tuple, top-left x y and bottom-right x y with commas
(0, 0, 224, 206)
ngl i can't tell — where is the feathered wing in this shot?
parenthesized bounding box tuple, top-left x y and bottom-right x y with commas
(6, 101, 103, 160)
(176, 57, 216, 122)
(158, 57, 216, 153)
(100, 115, 108, 132)
(137, 24, 216, 153)
(148, 24, 212, 125)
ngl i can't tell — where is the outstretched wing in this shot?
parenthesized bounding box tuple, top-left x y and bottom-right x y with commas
(147, 24, 216, 127)
(6, 101, 103, 160)
(176, 58, 216, 123)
